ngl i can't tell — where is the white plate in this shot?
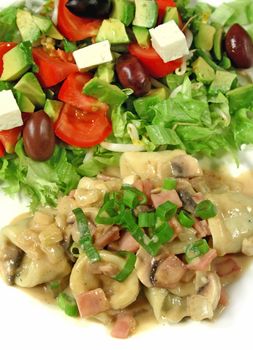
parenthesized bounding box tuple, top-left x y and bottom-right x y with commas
(0, 1, 253, 349)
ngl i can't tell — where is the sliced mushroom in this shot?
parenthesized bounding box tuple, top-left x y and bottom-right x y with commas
(187, 271, 221, 321)
(70, 250, 140, 310)
(0, 236, 24, 285)
(171, 154, 203, 178)
(135, 247, 186, 289)
(176, 179, 197, 213)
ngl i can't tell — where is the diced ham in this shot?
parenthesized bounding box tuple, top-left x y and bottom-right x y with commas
(133, 179, 153, 204)
(111, 311, 136, 339)
(193, 219, 211, 238)
(214, 257, 241, 277)
(152, 255, 186, 289)
(109, 231, 140, 253)
(151, 190, 182, 209)
(94, 226, 120, 249)
(169, 216, 183, 236)
(76, 288, 110, 317)
(187, 249, 217, 271)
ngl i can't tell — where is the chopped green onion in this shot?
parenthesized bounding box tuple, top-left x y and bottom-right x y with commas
(148, 222, 174, 255)
(138, 212, 156, 228)
(185, 239, 209, 263)
(156, 200, 177, 220)
(122, 209, 149, 247)
(70, 242, 81, 258)
(113, 252, 136, 282)
(95, 193, 124, 225)
(49, 280, 60, 290)
(178, 210, 195, 228)
(57, 292, 79, 317)
(194, 200, 217, 219)
(73, 208, 100, 263)
(163, 177, 177, 190)
(122, 185, 147, 209)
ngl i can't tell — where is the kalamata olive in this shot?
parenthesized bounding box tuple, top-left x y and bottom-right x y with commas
(66, 0, 112, 19)
(225, 24, 253, 69)
(115, 54, 151, 97)
(23, 111, 55, 161)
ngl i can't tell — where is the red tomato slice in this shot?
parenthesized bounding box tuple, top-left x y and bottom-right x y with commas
(57, 0, 102, 41)
(0, 127, 21, 153)
(58, 72, 108, 113)
(54, 103, 112, 148)
(32, 48, 78, 88)
(157, 0, 176, 18)
(0, 142, 5, 157)
(129, 44, 182, 78)
(0, 42, 16, 76)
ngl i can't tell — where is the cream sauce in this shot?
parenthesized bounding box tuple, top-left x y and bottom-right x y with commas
(3, 166, 253, 334)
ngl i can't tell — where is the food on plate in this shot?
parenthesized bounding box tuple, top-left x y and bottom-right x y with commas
(1, 150, 253, 338)
(0, 0, 252, 208)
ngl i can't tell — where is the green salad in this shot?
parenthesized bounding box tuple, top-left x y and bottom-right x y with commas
(0, 0, 253, 209)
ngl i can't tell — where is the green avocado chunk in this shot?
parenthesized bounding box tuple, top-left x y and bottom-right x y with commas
(96, 19, 129, 44)
(0, 42, 34, 81)
(133, 0, 158, 28)
(16, 9, 41, 42)
(195, 24, 216, 51)
(209, 70, 237, 94)
(32, 14, 52, 33)
(192, 57, 215, 84)
(111, 0, 135, 26)
(132, 26, 150, 47)
(83, 77, 128, 107)
(13, 90, 35, 113)
(44, 99, 63, 122)
(14, 72, 46, 107)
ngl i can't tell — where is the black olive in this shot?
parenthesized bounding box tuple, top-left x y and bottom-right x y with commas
(66, 0, 112, 19)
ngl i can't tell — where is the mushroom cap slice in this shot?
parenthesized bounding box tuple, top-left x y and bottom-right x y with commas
(70, 250, 140, 310)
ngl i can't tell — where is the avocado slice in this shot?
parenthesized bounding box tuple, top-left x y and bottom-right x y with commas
(83, 77, 128, 107)
(16, 9, 41, 43)
(0, 42, 34, 81)
(44, 99, 63, 122)
(163, 7, 180, 25)
(14, 72, 46, 107)
(132, 26, 150, 47)
(32, 14, 52, 34)
(192, 57, 215, 84)
(95, 62, 115, 83)
(13, 90, 35, 113)
(111, 0, 135, 26)
(213, 26, 223, 61)
(0, 81, 13, 92)
(194, 24, 216, 51)
(227, 84, 253, 112)
(96, 19, 130, 44)
(133, 0, 158, 28)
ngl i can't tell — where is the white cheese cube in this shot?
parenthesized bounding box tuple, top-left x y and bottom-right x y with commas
(73, 40, 113, 71)
(149, 20, 189, 63)
(0, 90, 23, 131)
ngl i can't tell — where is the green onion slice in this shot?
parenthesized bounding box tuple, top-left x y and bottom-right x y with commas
(73, 208, 100, 263)
(178, 210, 195, 228)
(138, 212, 156, 228)
(163, 178, 177, 190)
(57, 292, 79, 317)
(194, 200, 217, 219)
(95, 192, 124, 225)
(185, 239, 209, 263)
(147, 222, 174, 256)
(113, 251, 136, 282)
(156, 200, 177, 220)
(122, 185, 147, 209)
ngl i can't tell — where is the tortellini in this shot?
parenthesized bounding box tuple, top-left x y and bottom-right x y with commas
(70, 250, 140, 310)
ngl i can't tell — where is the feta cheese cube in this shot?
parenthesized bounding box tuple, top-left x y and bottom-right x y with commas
(73, 40, 113, 72)
(0, 90, 23, 131)
(149, 20, 189, 63)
